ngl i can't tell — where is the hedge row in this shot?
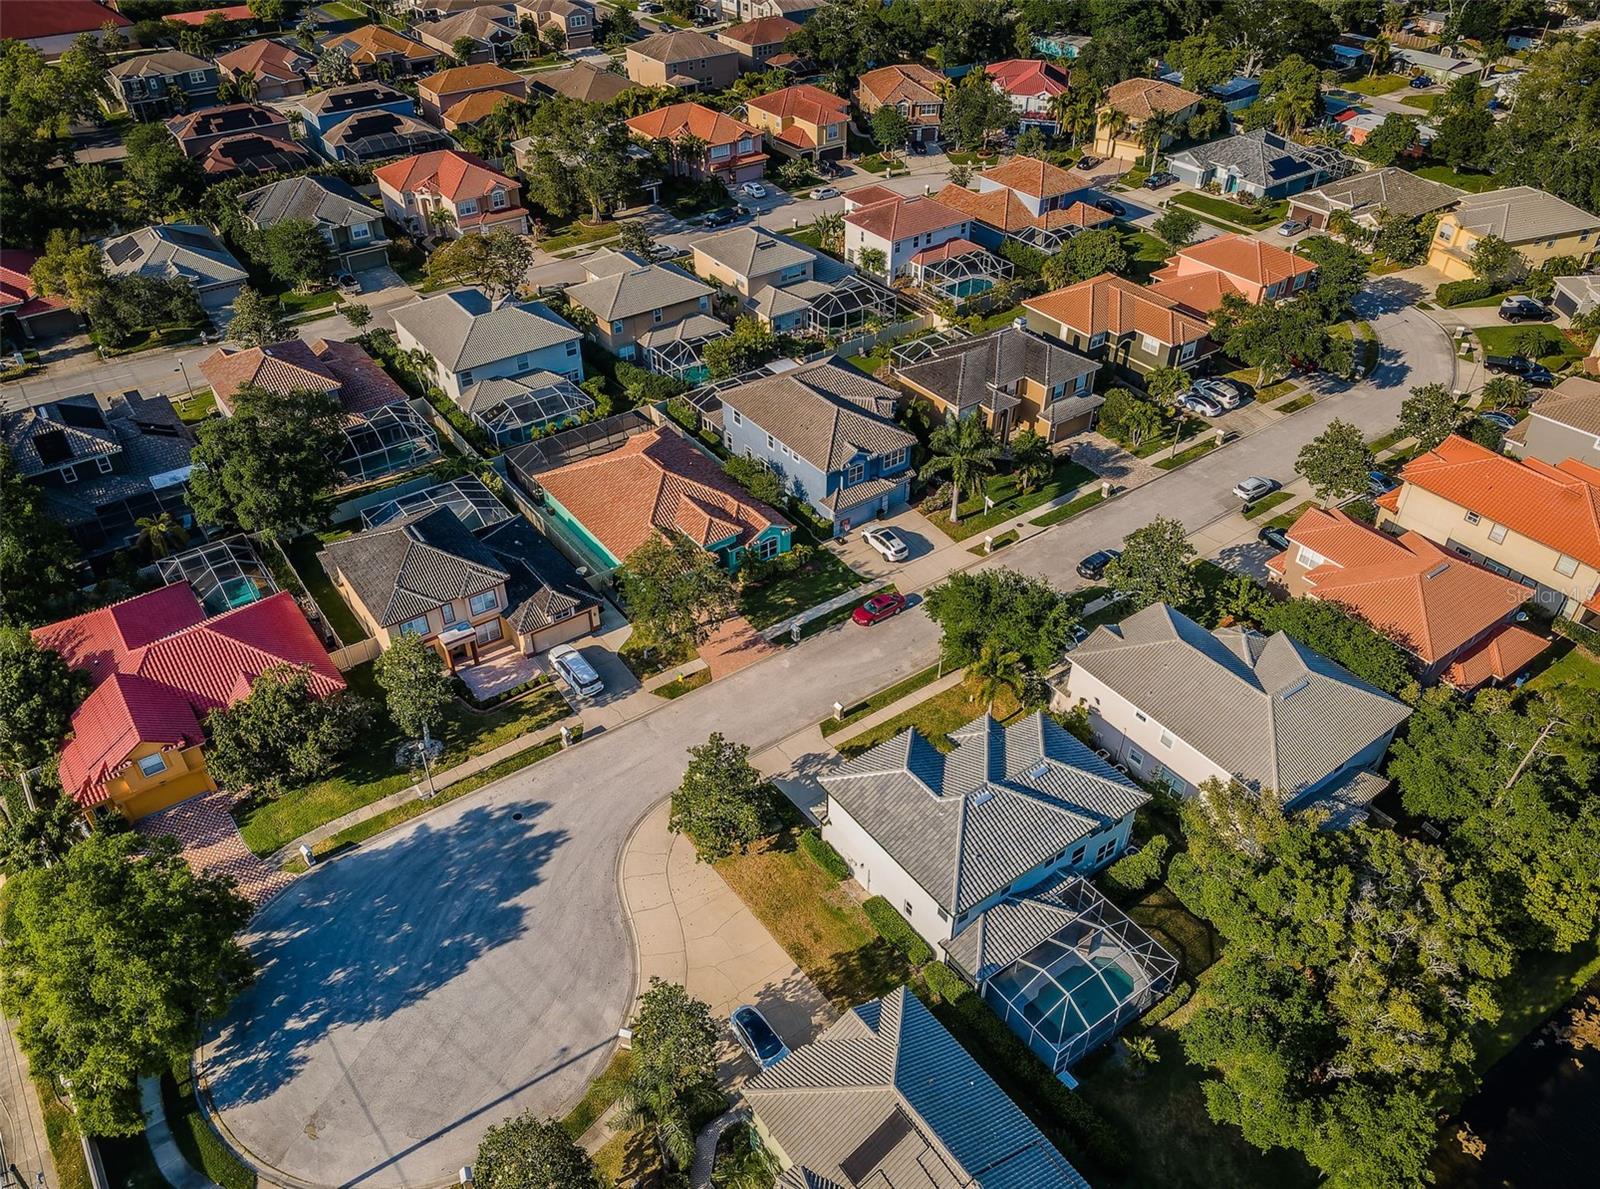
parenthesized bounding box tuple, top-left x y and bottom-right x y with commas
(798, 829, 850, 881)
(1104, 834, 1170, 897)
(862, 896, 934, 965)
(1436, 278, 1496, 307)
(1140, 980, 1194, 1028)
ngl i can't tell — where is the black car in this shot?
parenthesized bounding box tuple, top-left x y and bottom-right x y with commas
(698, 208, 738, 227)
(1485, 354, 1556, 386)
(1142, 171, 1177, 190)
(1094, 198, 1127, 217)
(1498, 296, 1556, 323)
(908, 138, 927, 155)
(1258, 526, 1291, 551)
(1077, 549, 1121, 580)
(1409, 74, 1432, 88)
(1075, 155, 1099, 170)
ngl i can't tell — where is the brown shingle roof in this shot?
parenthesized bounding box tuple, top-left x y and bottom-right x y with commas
(1103, 76, 1201, 119)
(418, 62, 523, 98)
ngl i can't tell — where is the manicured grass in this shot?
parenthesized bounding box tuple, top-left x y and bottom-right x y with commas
(99, 324, 207, 357)
(1169, 191, 1287, 229)
(173, 387, 217, 423)
(654, 668, 712, 699)
(284, 532, 368, 643)
(842, 346, 891, 377)
(1244, 489, 1296, 519)
(539, 220, 622, 253)
(234, 664, 571, 855)
(787, 225, 824, 249)
(1153, 438, 1219, 470)
(1265, 499, 1316, 531)
(1254, 379, 1299, 403)
(277, 288, 339, 316)
(836, 677, 1024, 758)
(163, 1059, 256, 1189)
(1119, 226, 1172, 283)
(967, 303, 1027, 334)
(35, 1078, 93, 1189)
(1475, 324, 1582, 368)
(739, 550, 864, 629)
(592, 1126, 661, 1187)
(1126, 884, 1222, 981)
(931, 459, 1097, 541)
(820, 663, 943, 737)
(1527, 645, 1600, 693)
(1402, 93, 1441, 111)
(562, 1048, 632, 1138)
(798, 584, 894, 639)
(618, 635, 695, 681)
(1274, 393, 1316, 414)
(1412, 164, 1499, 193)
(321, 1, 364, 17)
(1367, 426, 1409, 453)
(1031, 486, 1107, 527)
(968, 528, 1019, 554)
(715, 823, 911, 1008)
(1341, 74, 1410, 95)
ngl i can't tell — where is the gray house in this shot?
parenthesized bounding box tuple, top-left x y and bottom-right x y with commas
(1552, 275, 1600, 321)
(105, 51, 219, 119)
(97, 224, 248, 316)
(390, 288, 584, 405)
(1167, 128, 1339, 200)
(237, 175, 391, 275)
(1287, 165, 1463, 233)
(1503, 376, 1600, 466)
(719, 360, 916, 534)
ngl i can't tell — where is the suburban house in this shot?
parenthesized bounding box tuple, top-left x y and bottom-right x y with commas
(624, 29, 739, 91)
(97, 224, 247, 316)
(2, 391, 196, 559)
(416, 63, 527, 128)
(1426, 185, 1600, 281)
(200, 132, 314, 179)
(739, 0, 820, 19)
(1376, 433, 1600, 623)
(0, 0, 131, 59)
(236, 175, 391, 275)
(165, 102, 297, 162)
(1504, 376, 1600, 465)
(1148, 232, 1319, 315)
(1094, 76, 1201, 161)
(199, 337, 440, 484)
(743, 83, 849, 163)
(323, 25, 442, 78)
(974, 155, 1088, 219)
(214, 39, 316, 101)
(293, 83, 444, 162)
(985, 58, 1071, 134)
(391, 288, 584, 403)
(32, 586, 343, 820)
(1394, 45, 1477, 85)
(528, 61, 638, 105)
(819, 710, 1151, 957)
(1062, 602, 1412, 823)
(688, 225, 890, 336)
(1287, 165, 1463, 234)
(512, 422, 791, 573)
(895, 325, 1102, 444)
(319, 505, 600, 670)
(842, 193, 971, 280)
(623, 102, 767, 186)
(719, 360, 916, 533)
(1552, 275, 1600, 321)
(513, 0, 596, 50)
(0, 251, 82, 343)
(855, 63, 946, 143)
(934, 182, 1110, 253)
(742, 988, 1092, 1184)
(374, 149, 530, 238)
(564, 249, 718, 368)
(459, 371, 596, 448)
(716, 16, 800, 69)
(414, 5, 518, 62)
(1267, 505, 1548, 689)
(1024, 273, 1214, 376)
(106, 51, 220, 119)
(1166, 129, 1338, 199)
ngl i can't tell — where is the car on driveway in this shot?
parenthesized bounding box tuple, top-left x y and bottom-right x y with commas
(1094, 197, 1127, 217)
(738, 182, 768, 199)
(852, 591, 907, 626)
(908, 139, 927, 155)
(1192, 376, 1249, 408)
(1498, 295, 1556, 323)
(1232, 476, 1278, 502)
(1076, 549, 1121, 580)
(1065, 623, 1090, 652)
(548, 644, 604, 698)
(1485, 354, 1556, 386)
(1367, 470, 1400, 497)
(1142, 171, 1178, 189)
(810, 186, 840, 200)
(1408, 74, 1432, 88)
(698, 207, 738, 227)
(730, 1005, 789, 1069)
(1075, 155, 1099, 170)
(862, 526, 909, 562)
(1478, 410, 1519, 431)
(1258, 525, 1291, 551)
(1277, 219, 1308, 236)
(1178, 391, 1225, 417)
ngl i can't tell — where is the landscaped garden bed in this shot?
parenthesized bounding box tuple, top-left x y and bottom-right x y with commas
(928, 458, 1096, 541)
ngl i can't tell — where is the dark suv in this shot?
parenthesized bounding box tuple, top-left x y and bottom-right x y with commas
(1076, 549, 1121, 580)
(1484, 355, 1556, 386)
(1498, 296, 1556, 323)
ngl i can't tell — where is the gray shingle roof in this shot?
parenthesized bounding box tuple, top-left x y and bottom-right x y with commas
(628, 28, 735, 63)
(108, 50, 212, 78)
(1290, 166, 1463, 225)
(895, 326, 1099, 419)
(97, 224, 247, 290)
(1448, 185, 1600, 244)
(478, 516, 599, 633)
(1068, 603, 1411, 798)
(237, 175, 380, 230)
(719, 360, 914, 474)
(744, 987, 1088, 1189)
(636, 312, 728, 349)
(390, 290, 580, 372)
(566, 251, 713, 321)
(1168, 128, 1325, 188)
(318, 506, 508, 626)
(821, 711, 1147, 915)
(691, 226, 817, 281)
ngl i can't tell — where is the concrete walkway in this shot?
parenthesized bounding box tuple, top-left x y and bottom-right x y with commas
(139, 1077, 217, 1189)
(690, 1106, 750, 1189)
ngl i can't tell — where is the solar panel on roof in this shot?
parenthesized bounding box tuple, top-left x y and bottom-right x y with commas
(839, 1106, 917, 1185)
(56, 401, 106, 430)
(105, 239, 141, 265)
(166, 230, 216, 251)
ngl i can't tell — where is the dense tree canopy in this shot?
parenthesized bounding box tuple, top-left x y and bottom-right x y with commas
(475, 1112, 600, 1188)
(0, 629, 88, 779)
(1296, 418, 1372, 505)
(0, 453, 83, 629)
(620, 978, 723, 1170)
(516, 96, 638, 222)
(1104, 516, 1197, 610)
(924, 568, 1078, 676)
(206, 666, 369, 796)
(616, 533, 736, 658)
(670, 732, 771, 861)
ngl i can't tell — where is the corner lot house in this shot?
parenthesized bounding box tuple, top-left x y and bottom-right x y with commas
(719, 360, 915, 533)
(1024, 273, 1213, 376)
(896, 324, 1101, 444)
(236, 175, 391, 275)
(1426, 185, 1600, 281)
(32, 586, 342, 820)
(1148, 232, 1318, 315)
(743, 83, 849, 163)
(2, 391, 195, 558)
(97, 224, 247, 316)
(855, 63, 946, 143)
(564, 249, 717, 365)
(1268, 505, 1548, 689)
(743, 988, 1091, 1185)
(391, 288, 584, 403)
(1504, 376, 1600, 465)
(1167, 129, 1337, 200)
(1287, 165, 1463, 233)
(1376, 433, 1600, 623)
(624, 102, 767, 186)
(215, 39, 316, 100)
(374, 150, 530, 238)
(1094, 77, 1201, 161)
(624, 29, 739, 91)
(106, 51, 219, 119)
(843, 194, 970, 279)
(0, 251, 82, 342)
(1062, 603, 1412, 823)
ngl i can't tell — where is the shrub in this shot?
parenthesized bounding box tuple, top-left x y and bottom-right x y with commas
(1104, 835, 1169, 896)
(920, 959, 969, 1004)
(1140, 980, 1194, 1028)
(798, 829, 850, 881)
(862, 896, 934, 965)
(1436, 277, 1494, 307)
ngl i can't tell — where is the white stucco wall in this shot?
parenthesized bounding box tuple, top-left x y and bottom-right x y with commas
(1061, 665, 1232, 797)
(824, 799, 954, 948)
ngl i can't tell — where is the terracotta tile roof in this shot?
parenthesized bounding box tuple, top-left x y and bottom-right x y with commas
(775, 123, 815, 149)
(1282, 505, 1537, 663)
(910, 237, 984, 266)
(444, 90, 518, 127)
(310, 338, 410, 416)
(1165, 232, 1318, 288)
(165, 5, 254, 25)
(720, 16, 800, 45)
(418, 62, 523, 97)
(857, 63, 944, 107)
(977, 155, 1079, 200)
(331, 24, 438, 64)
(0, 250, 68, 317)
(373, 149, 518, 202)
(844, 184, 900, 210)
(534, 427, 789, 562)
(1396, 434, 1600, 570)
(624, 101, 760, 146)
(37, 590, 343, 807)
(1441, 623, 1551, 690)
(1104, 76, 1202, 119)
(1149, 268, 1244, 316)
(844, 194, 967, 242)
(200, 340, 341, 413)
(985, 59, 1070, 98)
(1024, 273, 1210, 345)
(215, 38, 314, 83)
(746, 83, 848, 123)
(1052, 200, 1114, 229)
(0, 0, 130, 40)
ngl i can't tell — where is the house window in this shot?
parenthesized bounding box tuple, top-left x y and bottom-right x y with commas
(60, 464, 77, 484)
(1094, 837, 1117, 864)
(903, 899, 915, 916)
(1070, 844, 1086, 865)
(1133, 710, 1147, 722)
(565, 340, 578, 356)
(731, 409, 742, 425)
(1140, 332, 1161, 353)
(351, 222, 371, 242)
(1556, 553, 1580, 577)
(470, 589, 499, 616)
(766, 433, 775, 449)
(1160, 730, 1174, 748)
(475, 619, 503, 645)
(399, 615, 430, 636)
(188, 70, 208, 84)
(1126, 746, 1145, 768)
(884, 446, 908, 469)
(936, 907, 948, 921)
(753, 535, 780, 560)
(1488, 522, 1507, 544)
(1465, 510, 1480, 525)
(516, 354, 530, 371)
(458, 198, 479, 217)
(652, 307, 664, 323)
(137, 752, 168, 779)
(441, 601, 457, 623)
(1087, 331, 1107, 350)
(95, 455, 113, 474)
(612, 320, 624, 335)
(489, 188, 508, 211)
(845, 461, 864, 485)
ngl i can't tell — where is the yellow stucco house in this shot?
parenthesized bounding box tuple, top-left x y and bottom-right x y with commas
(1426, 185, 1600, 281)
(1094, 77, 1201, 162)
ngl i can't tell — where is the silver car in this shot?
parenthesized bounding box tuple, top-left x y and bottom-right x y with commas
(862, 526, 909, 561)
(1191, 376, 1248, 409)
(1232, 476, 1278, 502)
(730, 1004, 789, 1068)
(548, 644, 603, 698)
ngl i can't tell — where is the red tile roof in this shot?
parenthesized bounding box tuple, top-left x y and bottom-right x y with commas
(910, 237, 983, 266)
(1164, 232, 1318, 288)
(0, 1, 129, 41)
(373, 149, 518, 203)
(625, 101, 761, 147)
(976, 155, 1079, 200)
(165, 5, 254, 24)
(985, 59, 1070, 98)
(1441, 623, 1551, 690)
(535, 428, 789, 562)
(844, 194, 967, 242)
(199, 338, 405, 418)
(215, 38, 311, 83)
(720, 16, 800, 46)
(1149, 268, 1244, 316)
(747, 83, 848, 124)
(1396, 434, 1600, 570)
(857, 63, 944, 107)
(0, 250, 69, 318)
(1024, 273, 1210, 345)
(36, 589, 343, 807)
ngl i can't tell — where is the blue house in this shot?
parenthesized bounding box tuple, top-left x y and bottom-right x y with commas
(291, 82, 418, 160)
(719, 360, 917, 536)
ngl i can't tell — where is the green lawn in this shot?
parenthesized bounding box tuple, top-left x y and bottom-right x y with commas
(1031, 486, 1107, 527)
(967, 303, 1027, 334)
(1411, 164, 1499, 193)
(163, 1060, 256, 1189)
(739, 550, 864, 628)
(930, 459, 1097, 541)
(654, 668, 712, 699)
(821, 664, 943, 736)
(285, 532, 368, 644)
(539, 220, 623, 253)
(787, 224, 824, 249)
(843, 346, 892, 378)
(1474, 324, 1582, 368)
(836, 677, 1024, 757)
(1402, 93, 1441, 111)
(1265, 499, 1316, 531)
(1340, 74, 1410, 96)
(1527, 644, 1600, 693)
(277, 288, 340, 317)
(1169, 191, 1288, 230)
(562, 1049, 632, 1139)
(1119, 225, 1172, 283)
(1154, 438, 1219, 470)
(234, 664, 571, 855)
(1275, 393, 1316, 414)
(35, 1079, 93, 1189)
(1244, 489, 1296, 519)
(173, 387, 217, 423)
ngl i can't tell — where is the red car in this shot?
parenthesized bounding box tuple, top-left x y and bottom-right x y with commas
(852, 592, 907, 626)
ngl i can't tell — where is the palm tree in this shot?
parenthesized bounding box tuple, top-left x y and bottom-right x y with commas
(1327, 209, 1360, 242)
(235, 69, 259, 101)
(1009, 430, 1053, 494)
(135, 512, 187, 559)
(1046, 89, 1076, 139)
(810, 210, 844, 254)
(969, 640, 1026, 715)
(1367, 36, 1393, 78)
(921, 414, 1002, 523)
(1140, 109, 1175, 171)
(672, 132, 709, 177)
(1063, 89, 1101, 149)
(1098, 107, 1129, 159)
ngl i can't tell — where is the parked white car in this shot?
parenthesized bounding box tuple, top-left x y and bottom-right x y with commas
(1232, 476, 1278, 502)
(862, 526, 909, 561)
(548, 644, 604, 698)
(739, 182, 768, 199)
